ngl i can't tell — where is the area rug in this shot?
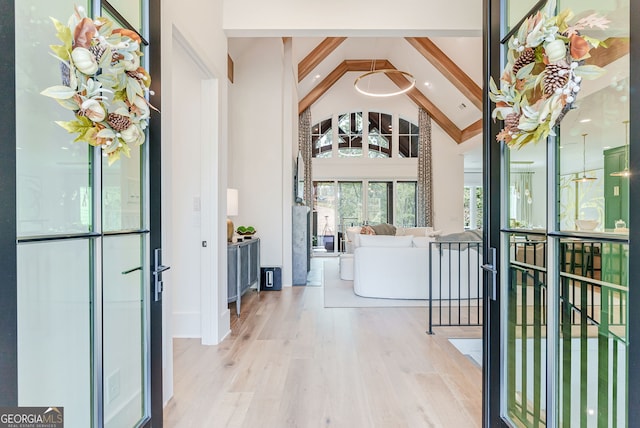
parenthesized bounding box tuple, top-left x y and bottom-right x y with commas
(322, 258, 428, 308)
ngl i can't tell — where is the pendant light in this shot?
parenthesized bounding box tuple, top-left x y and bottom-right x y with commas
(572, 133, 597, 182)
(610, 120, 631, 177)
(354, 58, 415, 97)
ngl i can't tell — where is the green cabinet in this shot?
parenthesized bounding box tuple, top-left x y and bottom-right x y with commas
(603, 146, 629, 229)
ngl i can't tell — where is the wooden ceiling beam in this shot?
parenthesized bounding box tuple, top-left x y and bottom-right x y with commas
(405, 37, 483, 111)
(383, 63, 461, 142)
(227, 54, 234, 83)
(298, 37, 347, 82)
(461, 119, 483, 142)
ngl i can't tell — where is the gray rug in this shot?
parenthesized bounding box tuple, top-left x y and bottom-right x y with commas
(322, 258, 428, 308)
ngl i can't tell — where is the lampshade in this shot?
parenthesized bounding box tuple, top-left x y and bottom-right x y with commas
(227, 188, 238, 216)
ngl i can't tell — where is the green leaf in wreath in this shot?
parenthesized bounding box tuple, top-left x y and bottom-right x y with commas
(55, 97, 80, 111)
(55, 115, 93, 134)
(41, 85, 76, 100)
(574, 64, 606, 80)
(516, 62, 535, 80)
(51, 17, 72, 50)
(49, 44, 70, 61)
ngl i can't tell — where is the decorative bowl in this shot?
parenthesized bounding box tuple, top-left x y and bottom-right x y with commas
(575, 219, 599, 231)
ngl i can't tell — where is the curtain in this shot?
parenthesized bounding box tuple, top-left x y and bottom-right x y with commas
(298, 108, 313, 207)
(417, 108, 433, 227)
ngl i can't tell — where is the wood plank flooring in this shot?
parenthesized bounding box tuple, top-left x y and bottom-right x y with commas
(164, 286, 482, 428)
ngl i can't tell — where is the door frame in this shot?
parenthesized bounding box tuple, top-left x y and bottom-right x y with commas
(0, 0, 164, 425)
(483, 0, 640, 426)
(0, 0, 18, 408)
(147, 0, 163, 424)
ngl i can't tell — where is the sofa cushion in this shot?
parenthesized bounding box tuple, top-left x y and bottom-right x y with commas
(436, 229, 483, 242)
(397, 227, 442, 237)
(371, 223, 396, 236)
(412, 236, 436, 247)
(359, 234, 413, 248)
(345, 226, 362, 251)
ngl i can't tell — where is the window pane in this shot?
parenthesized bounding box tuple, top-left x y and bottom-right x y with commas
(338, 181, 363, 230)
(396, 182, 417, 227)
(338, 113, 363, 157)
(16, 0, 92, 237)
(312, 118, 332, 158)
(103, 0, 143, 33)
(18, 239, 92, 427)
(103, 147, 143, 231)
(398, 117, 419, 158)
(367, 182, 392, 225)
(313, 181, 337, 252)
(103, 235, 146, 427)
(368, 112, 392, 158)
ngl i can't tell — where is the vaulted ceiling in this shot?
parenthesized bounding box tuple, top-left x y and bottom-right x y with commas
(293, 36, 484, 145)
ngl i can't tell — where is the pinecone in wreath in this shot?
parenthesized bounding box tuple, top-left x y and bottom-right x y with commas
(505, 113, 521, 133)
(89, 44, 107, 62)
(512, 48, 535, 75)
(543, 63, 570, 95)
(107, 113, 132, 132)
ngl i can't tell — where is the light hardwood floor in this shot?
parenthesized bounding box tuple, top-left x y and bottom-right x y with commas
(164, 286, 482, 428)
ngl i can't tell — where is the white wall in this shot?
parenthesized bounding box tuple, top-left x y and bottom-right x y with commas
(223, 0, 482, 37)
(228, 38, 294, 284)
(161, 0, 230, 405)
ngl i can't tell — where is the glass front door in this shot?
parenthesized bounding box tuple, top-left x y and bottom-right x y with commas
(486, 0, 633, 426)
(14, 1, 154, 426)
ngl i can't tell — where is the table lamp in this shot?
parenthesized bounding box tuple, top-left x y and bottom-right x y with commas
(227, 188, 238, 242)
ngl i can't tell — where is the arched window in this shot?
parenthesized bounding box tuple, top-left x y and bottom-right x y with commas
(311, 113, 418, 159)
(368, 112, 392, 158)
(398, 118, 419, 158)
(312, 118, 332, 158)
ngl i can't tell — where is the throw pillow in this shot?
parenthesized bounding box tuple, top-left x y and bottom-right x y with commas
(371, 223, 397, 236)
(360, 225, 376, 235)
(359, 234, 413, 248)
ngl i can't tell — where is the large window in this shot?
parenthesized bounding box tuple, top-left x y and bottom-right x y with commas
(313, 180, 417, 252)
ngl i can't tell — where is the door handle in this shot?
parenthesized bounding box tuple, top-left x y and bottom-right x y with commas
(482, 247, 498, 301)
(153, 248, 170, 301)
(122, 266, 142, 275)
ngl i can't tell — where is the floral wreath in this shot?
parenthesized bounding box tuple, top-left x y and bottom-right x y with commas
(41, 6, 153, 165)
(489, 2, 610, 148)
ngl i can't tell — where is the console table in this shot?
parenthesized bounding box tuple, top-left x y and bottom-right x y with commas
(228, 238, 260, 316)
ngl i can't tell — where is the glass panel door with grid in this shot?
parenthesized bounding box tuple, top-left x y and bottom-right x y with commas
(14, 0, 154, 426)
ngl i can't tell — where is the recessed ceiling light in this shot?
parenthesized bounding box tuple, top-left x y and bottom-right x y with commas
(579, 118, 592, 123)
(603, 146, 611, 149)
(314, 74, 321, 79)
(61, 147, 69, 150)
(424, 81, 431, 87)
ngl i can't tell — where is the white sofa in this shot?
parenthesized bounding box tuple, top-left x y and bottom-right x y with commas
(352, 234, 482, 300)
